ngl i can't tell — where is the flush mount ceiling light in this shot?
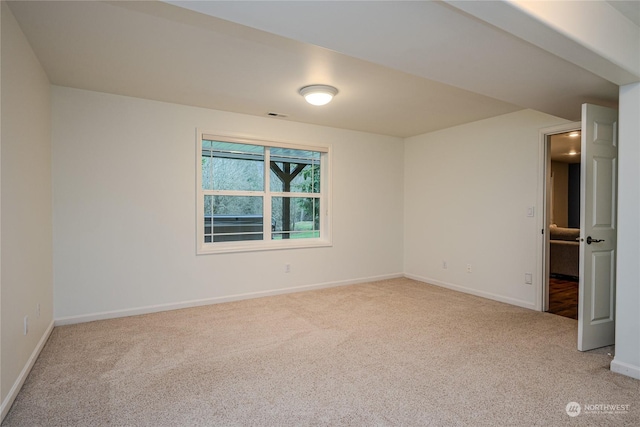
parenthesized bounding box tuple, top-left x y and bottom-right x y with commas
(299, 85, 338, 106)
(568, 132, 580, 138)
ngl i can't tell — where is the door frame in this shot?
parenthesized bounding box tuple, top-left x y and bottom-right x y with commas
(537, 122, 580, 312)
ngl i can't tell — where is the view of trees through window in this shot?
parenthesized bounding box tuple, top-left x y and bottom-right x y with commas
(202, 140, 321, 243)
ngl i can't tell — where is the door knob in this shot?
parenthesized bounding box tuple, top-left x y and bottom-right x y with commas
(586, 236, 604, 244)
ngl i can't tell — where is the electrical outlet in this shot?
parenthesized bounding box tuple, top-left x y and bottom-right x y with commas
(24, 316, 29, 335)
(466, 264, 472, 273)
(442, 260, 448, 269)
(285, 263, 291, 273)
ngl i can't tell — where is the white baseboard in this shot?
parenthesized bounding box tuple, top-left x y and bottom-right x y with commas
(54, 273, 404, 326)
(1, 319, 55, 422)
(611, 358, 640, 380)
(404, 273, 537, 311)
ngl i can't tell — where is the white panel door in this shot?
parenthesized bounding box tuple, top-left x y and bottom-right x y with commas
(578, 104, 618, 351)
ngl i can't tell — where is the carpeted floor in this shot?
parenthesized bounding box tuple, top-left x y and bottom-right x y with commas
(3, 278, 639, 426)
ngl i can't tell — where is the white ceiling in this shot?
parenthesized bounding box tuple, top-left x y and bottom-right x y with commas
(607, 1, 640, 26)
(7, 1, 631, 138)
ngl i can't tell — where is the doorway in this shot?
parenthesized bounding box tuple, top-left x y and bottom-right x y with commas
(541, 123, 581, 320)
(540, 105, 618, 351)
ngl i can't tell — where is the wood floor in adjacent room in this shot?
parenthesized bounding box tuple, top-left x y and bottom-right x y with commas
(548, 276, 579, 320)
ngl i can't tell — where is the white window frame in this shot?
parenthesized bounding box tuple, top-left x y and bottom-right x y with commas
(196, 131, 332, 254)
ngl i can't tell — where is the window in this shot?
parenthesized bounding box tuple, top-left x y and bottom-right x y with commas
(197, 133, 331, 254)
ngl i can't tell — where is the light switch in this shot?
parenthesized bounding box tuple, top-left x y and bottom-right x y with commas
(527, 206, 535, 217)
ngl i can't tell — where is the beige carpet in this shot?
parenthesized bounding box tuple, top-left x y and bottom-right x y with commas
(3, 278, 639, 426)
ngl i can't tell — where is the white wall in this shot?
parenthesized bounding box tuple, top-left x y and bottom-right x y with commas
(611, 82, 640, 379)
(52, 87, 404, 321)
(404, 110, 568, 309)
(1, 2, 53, 417)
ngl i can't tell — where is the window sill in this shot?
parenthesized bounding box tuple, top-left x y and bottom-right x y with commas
(197, 238, 332, 255)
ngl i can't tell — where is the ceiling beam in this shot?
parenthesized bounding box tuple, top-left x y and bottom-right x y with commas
(445, 0, 640, 86)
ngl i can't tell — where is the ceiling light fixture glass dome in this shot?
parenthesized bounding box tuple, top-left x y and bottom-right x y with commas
(299, 85, 338, 106)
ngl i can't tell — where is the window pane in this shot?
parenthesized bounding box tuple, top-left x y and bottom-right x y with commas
(270, 148, 320, 193)
(201, 154, 214, 190)
(272, 196, 320, 240)
(271, 147, 320, 164)
(204, 195, 264, 242)
(202, 140, 264, 191)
